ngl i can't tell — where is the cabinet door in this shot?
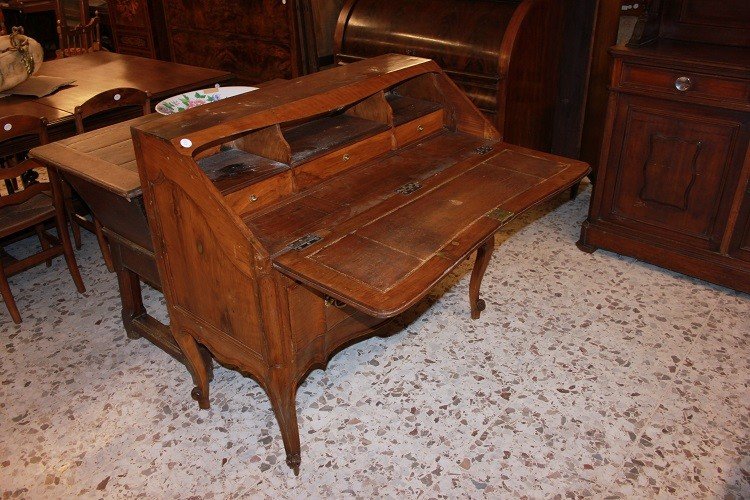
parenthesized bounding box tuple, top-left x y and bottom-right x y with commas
(731, 190, 750, 262)
(600, 95, 750, 251)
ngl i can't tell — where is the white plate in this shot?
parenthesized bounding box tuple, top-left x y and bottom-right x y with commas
(155, 85, 258, 115)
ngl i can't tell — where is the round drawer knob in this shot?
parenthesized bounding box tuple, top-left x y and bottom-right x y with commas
(249, 194, 258, 202)
(675, 76, 692, 92)
(342, 154, 350, 162)
(417, 125, 425, 132)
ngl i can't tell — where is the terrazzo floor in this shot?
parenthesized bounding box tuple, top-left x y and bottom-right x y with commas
(0, 184, 748, 498)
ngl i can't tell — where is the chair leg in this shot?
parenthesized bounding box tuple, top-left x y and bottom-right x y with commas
(35, 224, 52, 267)
(94, 218, 115, 273)
(49, 167, 85, 293)
(0, 265, 21, 324)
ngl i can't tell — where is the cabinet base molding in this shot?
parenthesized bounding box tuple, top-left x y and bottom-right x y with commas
(580, 220, 750, 294)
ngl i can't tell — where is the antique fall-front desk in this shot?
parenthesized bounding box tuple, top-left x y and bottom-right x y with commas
(31, 55, 588, 474)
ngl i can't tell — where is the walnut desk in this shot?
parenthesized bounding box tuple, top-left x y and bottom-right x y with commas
(32, 55, 588, 474)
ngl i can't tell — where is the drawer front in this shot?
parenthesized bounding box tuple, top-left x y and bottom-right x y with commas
(619, 63, 750, 107)
(393, 109, 445, 147)
(294, 129, 394, 191)
(113, 28, 155, 58)
(601, 95, 749, 250)
(224, 170, 294, 216)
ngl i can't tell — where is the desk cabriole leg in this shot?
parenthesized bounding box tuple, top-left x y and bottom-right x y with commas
(469, 237, 495, 320)
(267, 373, 301, 476)
(173, 327, 211, 410)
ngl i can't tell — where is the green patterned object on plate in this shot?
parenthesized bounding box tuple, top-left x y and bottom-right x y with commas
(155, 86, 258, 115)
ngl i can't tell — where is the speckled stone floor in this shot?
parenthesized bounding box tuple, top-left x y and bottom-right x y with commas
(1, 184, 748, 498)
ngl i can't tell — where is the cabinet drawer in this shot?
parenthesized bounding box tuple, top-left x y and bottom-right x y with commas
(113, 30, 154, 58)
(619, 63, 750, 107)
(223, 170, 294, 216)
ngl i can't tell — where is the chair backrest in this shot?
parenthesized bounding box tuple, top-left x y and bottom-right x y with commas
(74, 87, 151, 133)
(56, 6, 101, 58)
(0, 115, 50, 208)
(0, 114, 49, 146)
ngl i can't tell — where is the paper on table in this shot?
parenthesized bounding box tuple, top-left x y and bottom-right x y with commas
(0, 75, 75, 98)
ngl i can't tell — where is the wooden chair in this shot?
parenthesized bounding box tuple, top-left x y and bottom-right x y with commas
(65, 87, 150, 272)
(55, 0, 101, 58)
(0, 115, 85, 324)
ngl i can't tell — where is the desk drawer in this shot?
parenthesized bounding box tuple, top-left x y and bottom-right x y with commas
(619, 63, 750, 107)
(223, 170, 294, 216)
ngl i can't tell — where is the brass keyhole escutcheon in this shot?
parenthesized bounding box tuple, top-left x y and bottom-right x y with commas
(197, 241, 204, 254)
(249, 194, 258, 202)
(417, 125, 425, 132)
(342, 154, 351, 162)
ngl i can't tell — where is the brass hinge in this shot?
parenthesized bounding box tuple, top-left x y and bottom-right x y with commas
(486, 207, 514, 224)
(285, 233, 322, 252)
(396, 181, 422, 195)
(475, 145, 494, 155)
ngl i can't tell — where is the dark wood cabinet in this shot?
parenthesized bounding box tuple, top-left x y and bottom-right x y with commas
(732, 190, 750, 263)
(106, 0, 316, 80)
(161, 0, 315, 83)
(107, 0, 170, 59)
(579, 0, 750, 293)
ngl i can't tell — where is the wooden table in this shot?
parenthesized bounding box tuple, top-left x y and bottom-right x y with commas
(29, 79, 285, 382)
(0, 51, 232, 154)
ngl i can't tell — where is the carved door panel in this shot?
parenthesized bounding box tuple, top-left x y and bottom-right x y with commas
(601, 96, 749, 250)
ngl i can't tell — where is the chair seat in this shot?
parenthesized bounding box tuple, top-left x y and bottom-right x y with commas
(0, 192, 54, 239)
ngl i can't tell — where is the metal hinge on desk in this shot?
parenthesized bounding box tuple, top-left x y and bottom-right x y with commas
(396, 181, 422, 195)
(475, 145, 494, 155)
(285, 233, 322, 252)
(486, 208, 514, 224)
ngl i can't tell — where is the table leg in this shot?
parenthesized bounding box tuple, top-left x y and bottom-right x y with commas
(110, 241, 214, 383)
(469, 236, 495, 320)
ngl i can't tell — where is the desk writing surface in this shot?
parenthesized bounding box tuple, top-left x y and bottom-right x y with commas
(252, 132, 588, 317)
